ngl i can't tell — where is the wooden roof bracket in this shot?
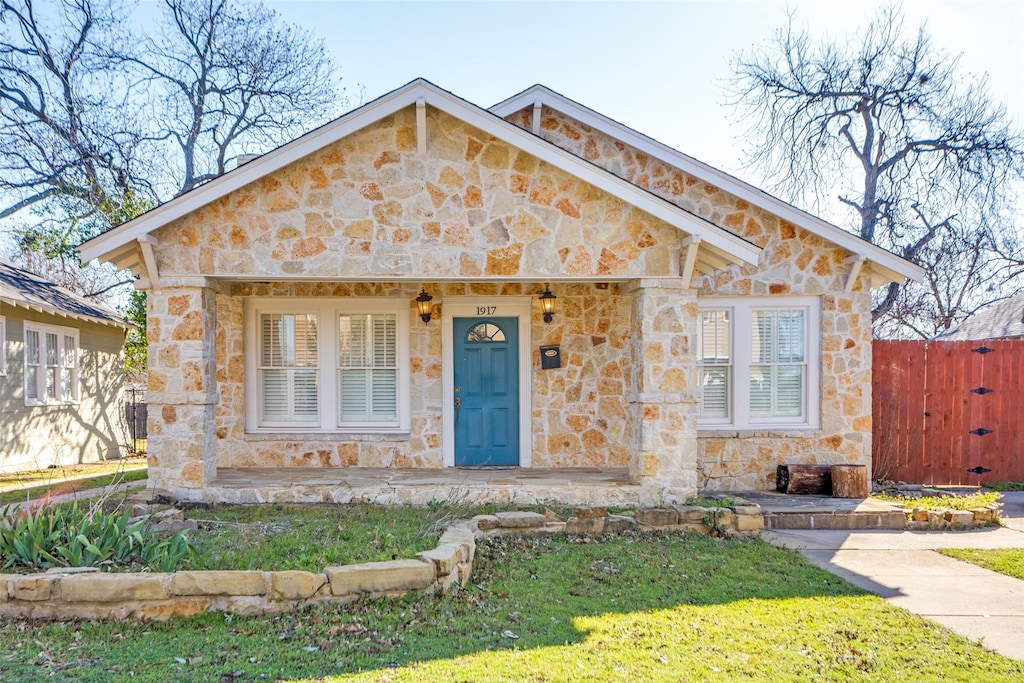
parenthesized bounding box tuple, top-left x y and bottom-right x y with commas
(844, 254, 867, 293)
(138, 236, 161, 291)
(416, 97, 427, 156)
(680, 235, 702, 288)
(532, 100, 543, 135)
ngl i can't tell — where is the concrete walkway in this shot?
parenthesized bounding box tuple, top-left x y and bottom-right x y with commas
(763, 491, 1024, 660)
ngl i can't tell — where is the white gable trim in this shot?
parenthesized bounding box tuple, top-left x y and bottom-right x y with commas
(79, 79, 760, 276)
(491, 84, 924, 288)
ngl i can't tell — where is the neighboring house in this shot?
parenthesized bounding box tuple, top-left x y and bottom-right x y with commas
(932, 293, 1024, 341)
(0, 259, 129, 473)
(79, 79, 922, 503)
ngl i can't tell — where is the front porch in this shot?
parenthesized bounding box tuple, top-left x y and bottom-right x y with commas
(202, 467, 638, 506)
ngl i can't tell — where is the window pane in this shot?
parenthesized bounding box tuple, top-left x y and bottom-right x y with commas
(261, 314, 317, 367)
(261, 368, 318, 422)
(339, 314, 397, 424)
(750, 309, 806, 419)
(750, 365, 805, 418)
(699, 310, 730, 364)
(700, 366, 729, 419)
(259, 313, 318, 423)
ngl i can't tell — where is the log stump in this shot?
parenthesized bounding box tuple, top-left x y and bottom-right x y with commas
(776, 464, 832, 495)
(831, 465, 868, 498)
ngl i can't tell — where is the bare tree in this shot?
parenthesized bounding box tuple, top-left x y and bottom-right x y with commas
(123, 0, 340, 195)
(0, 0, 344, 297)
(728, 6, 1024, 338)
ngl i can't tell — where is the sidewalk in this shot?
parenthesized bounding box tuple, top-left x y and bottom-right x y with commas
(763, 491, 1024, 660)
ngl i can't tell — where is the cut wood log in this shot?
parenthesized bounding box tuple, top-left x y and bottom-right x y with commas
(831, 465, 868, 498)
(776, 464, 833, 495)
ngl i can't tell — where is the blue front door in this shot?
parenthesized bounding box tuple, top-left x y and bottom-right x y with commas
(453, 317, 519, 466)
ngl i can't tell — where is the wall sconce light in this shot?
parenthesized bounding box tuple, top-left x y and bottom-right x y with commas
(539, 287, 557, 324)
(415, 289, 433, 324)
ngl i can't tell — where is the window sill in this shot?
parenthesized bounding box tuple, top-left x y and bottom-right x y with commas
(244, 431, 411, 442)
(698, 428, 822, 439)
(24, 401, 79, 408)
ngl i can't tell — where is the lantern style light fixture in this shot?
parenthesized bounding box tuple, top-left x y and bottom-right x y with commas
(539, 286, 557, 324)
(415, 289, 433, 324)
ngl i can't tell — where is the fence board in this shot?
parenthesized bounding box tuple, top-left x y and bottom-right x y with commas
(873, 339, 1024, 484)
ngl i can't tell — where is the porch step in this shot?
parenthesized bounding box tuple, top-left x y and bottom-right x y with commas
(735, 491, 908, 531)
(763, 509, 907, 530)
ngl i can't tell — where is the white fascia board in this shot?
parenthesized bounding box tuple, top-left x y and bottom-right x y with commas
(0, 296, 130, 329)
(80, 78, 759, 271)
(492, 85, 924, 285)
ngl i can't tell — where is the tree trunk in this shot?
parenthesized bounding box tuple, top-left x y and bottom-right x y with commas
(775, 465, 833, 495)
(831, 465, 869, 498)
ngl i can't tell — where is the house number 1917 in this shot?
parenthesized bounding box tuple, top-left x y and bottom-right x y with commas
(476, 306, 496, 315)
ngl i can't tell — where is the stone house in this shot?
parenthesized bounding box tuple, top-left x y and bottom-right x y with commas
(0, 259, 129, 473)
(79, 79, 921, 504)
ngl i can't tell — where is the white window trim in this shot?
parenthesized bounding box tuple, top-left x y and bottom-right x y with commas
(244, 298, 411, 434)
(23, 321, 80, 407)
(697, 297, 820, 430)
(0, 315, 6, 375)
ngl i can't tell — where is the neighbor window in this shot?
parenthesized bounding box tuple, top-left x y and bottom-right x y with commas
(245, 299, 409, 433)
(24, 321, 79, 406)
(697, 298, 819, 429)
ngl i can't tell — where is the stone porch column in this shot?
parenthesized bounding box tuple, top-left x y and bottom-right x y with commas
(145, 278, 219, 501)
(626, 279, 699, 504)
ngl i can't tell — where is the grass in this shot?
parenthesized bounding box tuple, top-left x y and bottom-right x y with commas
(182, 504, 443, 571)
(984, 481, 1024, 492)
(0, 457, 147, 490)
(2, 532, 1022, 682)
(873, 490, 1000, 511)
(0, 469, 149, 506)
(939, 548, 1024, 581)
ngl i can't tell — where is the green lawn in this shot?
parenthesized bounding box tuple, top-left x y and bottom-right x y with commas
(0, 468, 149, 506)
(2, 533, 1020, 682)
(183, 504, 443, 571)
(939, 548, 1024, 581)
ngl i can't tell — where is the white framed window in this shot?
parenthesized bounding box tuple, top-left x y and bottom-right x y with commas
(697, 297, 819, 429)
(0, 315, 6, 375)
(24, 321, 79, 406)
(244, 299, 410, 433)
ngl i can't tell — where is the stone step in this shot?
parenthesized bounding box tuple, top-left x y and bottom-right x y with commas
(763, 510, 907, 530)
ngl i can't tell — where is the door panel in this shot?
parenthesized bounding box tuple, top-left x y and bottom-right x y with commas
(454, 317, 519, 466)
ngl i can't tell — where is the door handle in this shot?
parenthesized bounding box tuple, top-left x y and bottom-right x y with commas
(454, 396, 461, 426)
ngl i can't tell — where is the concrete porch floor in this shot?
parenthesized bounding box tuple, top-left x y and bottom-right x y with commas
(206, 467, 640, 506)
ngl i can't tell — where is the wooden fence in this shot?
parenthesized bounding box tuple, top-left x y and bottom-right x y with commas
(872, 339, 1024, 485)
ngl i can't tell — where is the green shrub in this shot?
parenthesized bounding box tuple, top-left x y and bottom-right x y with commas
(874, 490, 1000, 511)
(0, 502, 192, 572)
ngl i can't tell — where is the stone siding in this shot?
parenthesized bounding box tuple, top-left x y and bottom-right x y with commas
(151, 106, 680, 281)
(204, 281, 633, 471)
(505, 106, 874, 490)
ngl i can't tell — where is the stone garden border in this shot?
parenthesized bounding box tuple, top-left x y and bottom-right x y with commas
(0, 500, 764, 621)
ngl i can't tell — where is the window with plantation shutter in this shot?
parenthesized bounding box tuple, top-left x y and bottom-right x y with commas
(338, 313, 398, 425)
(258, 313, 319, 425)
(246, 299, 410, 433)
(697, 298, 818, 430)
(749, 309, 805, 419)
(697, 309, 731, 421)
(23, 322, 79, 406)
(0, 315, 6, 375)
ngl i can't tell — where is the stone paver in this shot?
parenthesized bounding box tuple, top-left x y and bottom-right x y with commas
(764, 492, 1024, 660)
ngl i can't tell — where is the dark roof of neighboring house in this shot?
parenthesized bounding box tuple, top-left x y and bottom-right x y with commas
(0, 258, 129, 328)
(933, 293, 1024, 341)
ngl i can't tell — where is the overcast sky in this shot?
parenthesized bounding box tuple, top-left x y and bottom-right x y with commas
(255, 0, 1024, 190)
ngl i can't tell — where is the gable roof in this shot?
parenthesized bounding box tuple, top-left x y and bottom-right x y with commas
(77, 78, 761, 282)
(0, 259, 129, 328)
(78, 79, 760, 280)
(932, 293, 1024, 341)
(491, 84, 924, 287)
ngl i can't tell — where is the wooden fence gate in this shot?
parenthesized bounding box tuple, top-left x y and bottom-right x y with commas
(873, 339, 1024, 485)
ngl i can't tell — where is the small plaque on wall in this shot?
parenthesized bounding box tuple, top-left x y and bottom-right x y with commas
(539, 345, 561, 369)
